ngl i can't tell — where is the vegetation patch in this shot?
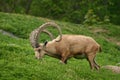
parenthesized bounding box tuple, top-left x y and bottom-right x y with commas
(0, 12, 120, 80)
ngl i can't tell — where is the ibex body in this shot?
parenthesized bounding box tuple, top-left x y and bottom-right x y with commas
(30, 22, 101, 70)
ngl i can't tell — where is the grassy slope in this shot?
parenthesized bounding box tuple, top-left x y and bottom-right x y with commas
(0, 12, 120, 80)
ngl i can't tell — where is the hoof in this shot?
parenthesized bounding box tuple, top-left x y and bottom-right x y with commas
(59, 61, 65, 64)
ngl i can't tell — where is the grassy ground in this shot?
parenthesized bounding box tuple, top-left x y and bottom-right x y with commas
(0, 12, 120, 80)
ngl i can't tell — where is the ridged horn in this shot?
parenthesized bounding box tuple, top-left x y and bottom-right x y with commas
(29, 22, 62, 48)
(42, 29, 54, 40)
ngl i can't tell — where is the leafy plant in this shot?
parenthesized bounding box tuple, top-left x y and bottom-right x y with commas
(83, 9, 100, 25)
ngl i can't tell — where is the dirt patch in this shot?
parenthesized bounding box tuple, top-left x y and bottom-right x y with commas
(92, 28, 108, 33)
(90, 27, 120, 46)
(116, 42, 120, 46)
(106, 37, 120, 46)
(89, 27, 108, 34)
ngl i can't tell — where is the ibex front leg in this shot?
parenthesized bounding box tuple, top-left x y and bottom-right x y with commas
(60, 51, 70, 64)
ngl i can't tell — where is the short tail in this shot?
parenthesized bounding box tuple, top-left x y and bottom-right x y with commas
(99, 46, 102, 52)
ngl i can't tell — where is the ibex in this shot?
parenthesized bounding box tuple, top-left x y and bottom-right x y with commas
(30, 22, 102, 70)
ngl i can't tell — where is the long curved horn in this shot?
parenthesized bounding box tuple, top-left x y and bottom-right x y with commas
(42, 29, 54, 40)
(29, 22, 62, 48)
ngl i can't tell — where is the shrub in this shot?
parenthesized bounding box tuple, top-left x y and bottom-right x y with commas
(83, 9, 100, 25)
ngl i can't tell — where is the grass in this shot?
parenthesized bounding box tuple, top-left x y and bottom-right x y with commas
(0, 12, 120, 80)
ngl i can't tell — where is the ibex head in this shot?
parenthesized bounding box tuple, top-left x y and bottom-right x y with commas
(29, 22, 62, 59)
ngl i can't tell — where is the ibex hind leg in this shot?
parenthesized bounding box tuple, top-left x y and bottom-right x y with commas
(93, 58, 100, 70)
(86, 52, 97, 70)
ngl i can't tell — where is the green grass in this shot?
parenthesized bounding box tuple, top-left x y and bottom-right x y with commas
(0, 12, 120, 80)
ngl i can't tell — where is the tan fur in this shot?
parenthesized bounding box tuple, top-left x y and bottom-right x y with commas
(35, 34, 101, 70)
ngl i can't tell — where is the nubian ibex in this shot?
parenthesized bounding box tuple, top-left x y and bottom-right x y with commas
(30, 22, 102, 70)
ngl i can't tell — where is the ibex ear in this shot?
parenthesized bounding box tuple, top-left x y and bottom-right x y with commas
(43, 40, 48, 46)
